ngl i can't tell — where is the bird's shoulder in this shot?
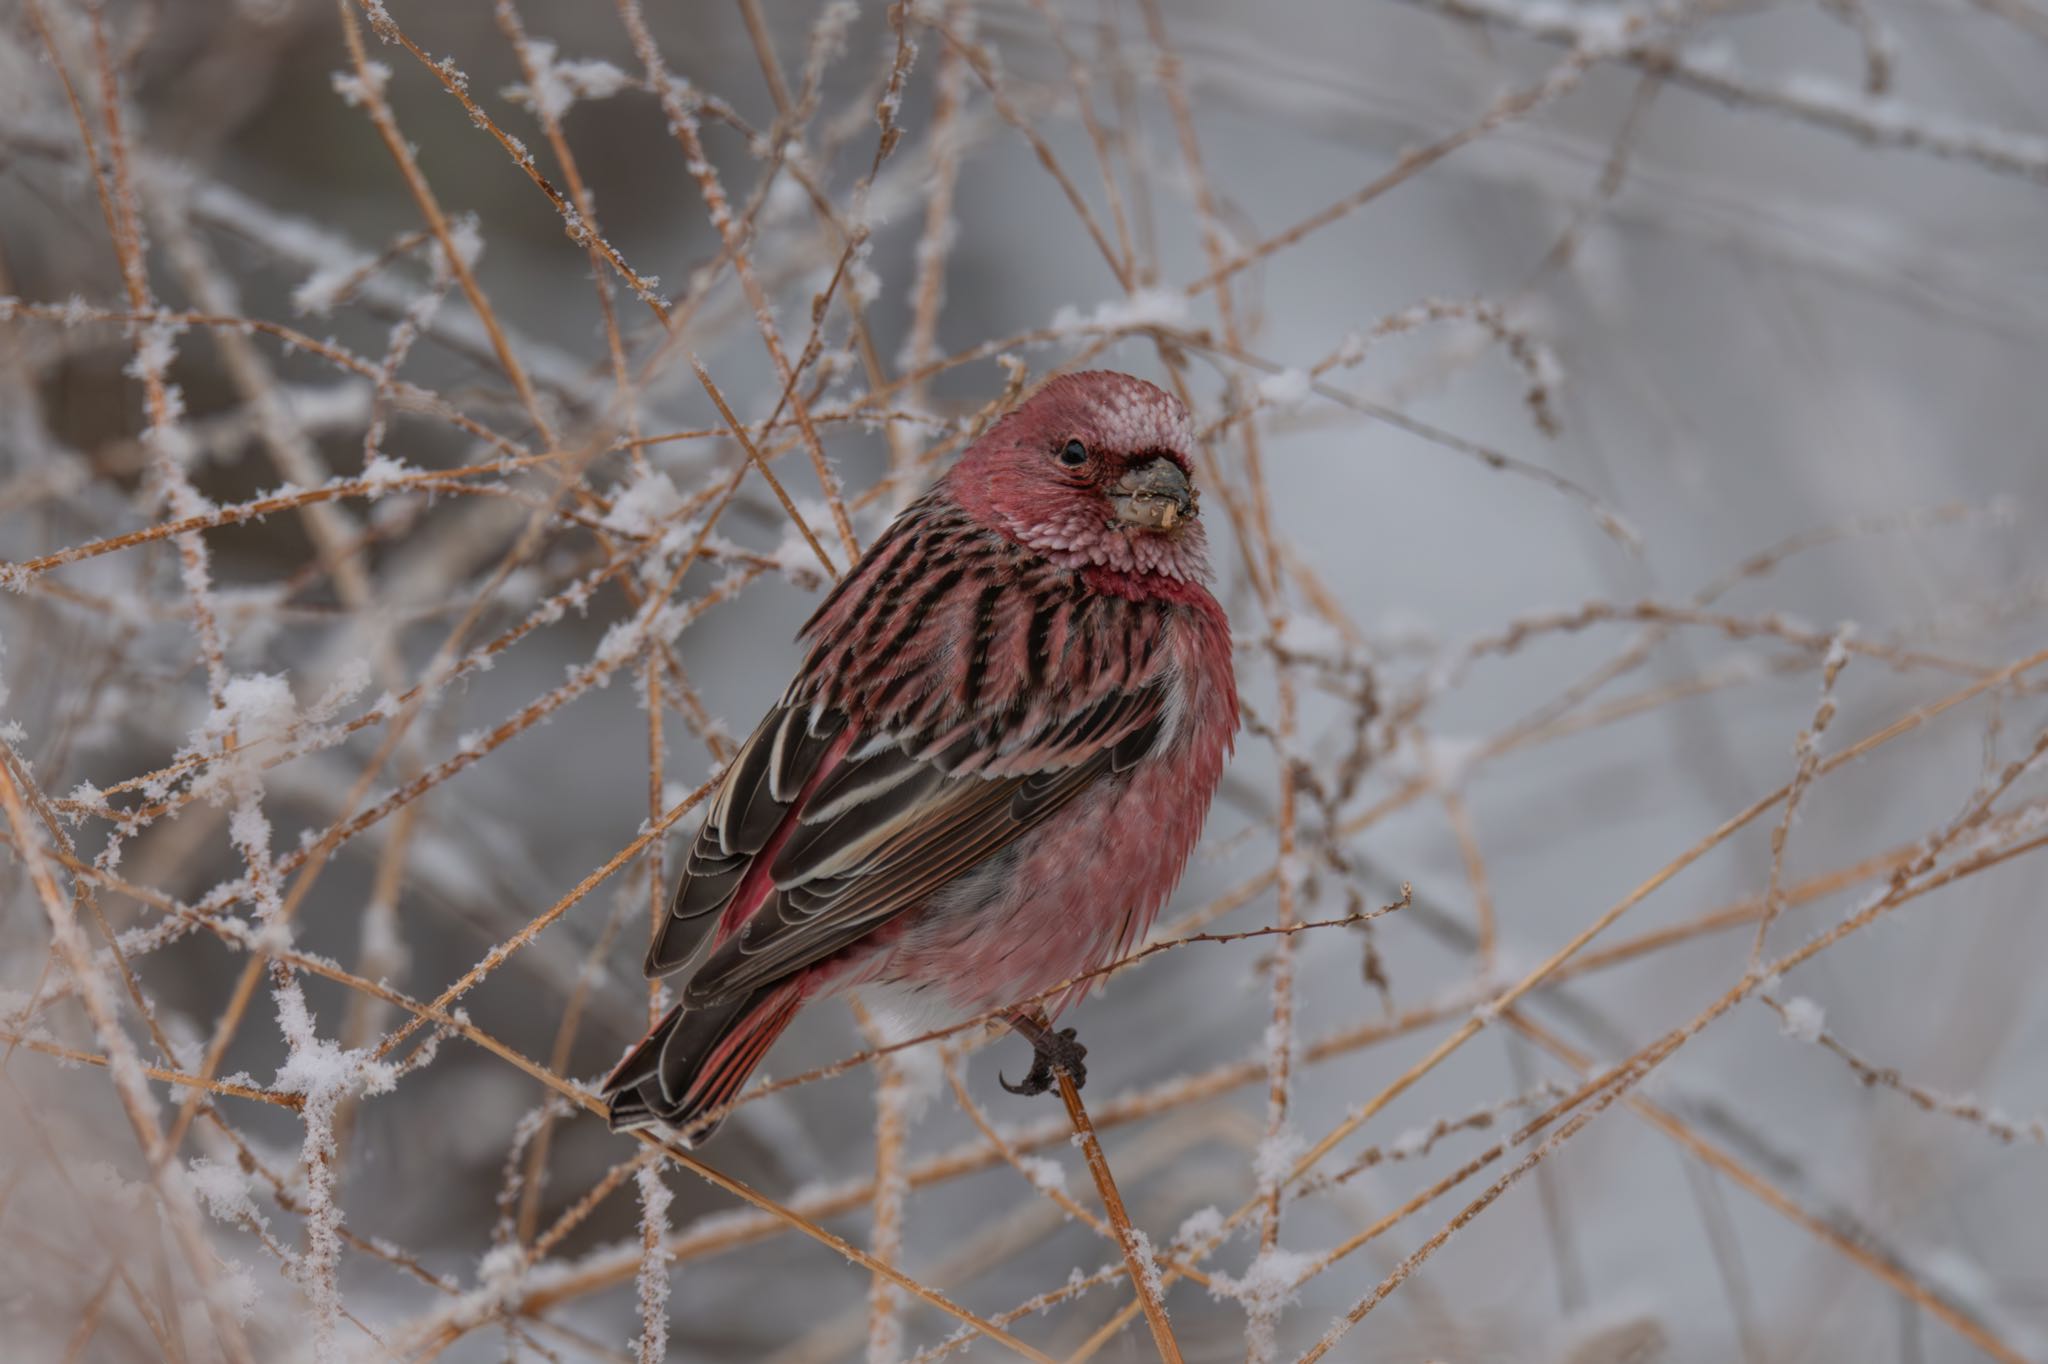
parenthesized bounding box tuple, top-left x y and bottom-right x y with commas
(789, 496, 1187, 738)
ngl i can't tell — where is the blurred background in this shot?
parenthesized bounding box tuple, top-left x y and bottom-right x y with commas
(3, 0, 2046, 1360)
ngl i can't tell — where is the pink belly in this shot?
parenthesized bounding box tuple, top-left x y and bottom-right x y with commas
(868, 748, 1209, 1018)
(831, 614, 1235, 1025)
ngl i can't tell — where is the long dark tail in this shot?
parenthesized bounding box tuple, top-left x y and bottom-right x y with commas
(601, 985, 801, 1142)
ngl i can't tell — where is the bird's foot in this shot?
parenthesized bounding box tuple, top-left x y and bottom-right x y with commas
(1000, 1021, 1088, 1096)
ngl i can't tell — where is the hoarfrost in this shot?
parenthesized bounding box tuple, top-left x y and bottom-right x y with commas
(1016, 1153, 1068, 1198)
(602, 469, 685, 535)
(634, 1166, 674, 1364)
(1050, 287, 1191, 334)
(1779, 996, 1826, 1044)
(1256, 368, 1311, 410)
(505, 40, 633, 119)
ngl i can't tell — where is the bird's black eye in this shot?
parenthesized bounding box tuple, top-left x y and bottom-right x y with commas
(1057, 439, 1089, 468)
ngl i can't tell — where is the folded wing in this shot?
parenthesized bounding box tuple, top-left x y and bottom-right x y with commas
(684, 692, 1165, 1004)
(643, 507, 1178, 1004)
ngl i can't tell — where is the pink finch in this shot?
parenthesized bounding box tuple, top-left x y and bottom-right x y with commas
(603, 371, 1238, 1141)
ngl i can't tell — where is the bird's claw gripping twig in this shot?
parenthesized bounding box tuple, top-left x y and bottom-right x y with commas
(1000, 1023, 1087, 1096)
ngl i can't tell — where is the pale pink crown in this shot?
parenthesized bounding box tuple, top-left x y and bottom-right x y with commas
(1015, 371, 1197, 468)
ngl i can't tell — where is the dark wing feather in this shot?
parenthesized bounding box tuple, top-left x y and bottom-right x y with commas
(682, 703, 1164, 1006)
(645, 702, 847, 976)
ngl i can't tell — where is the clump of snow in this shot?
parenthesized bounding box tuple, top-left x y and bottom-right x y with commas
(359, 0, 398, 40)
(123, 317, 187, 386)
(331, 61, 391, 108)
(850, 234, 883, 305)
(602, 469, 685, 535)
(1051, 287, 1191, 334)
(1124, 1226, 1165, 1301)
(1209, 1245, 1318, 1362)
(228, 800, 274, 862)
(763, 169, 810, 224)
(1253, 1124, 1304, 1188)
(505, 41, 633, 119)
(293, 253, 370, 315)
(268, 980, 398, 1362)
(188, 1157, 264, 1228)
(437, 215, 485, 273)
(212, 1256, 261, 1325)
(1779, 996, 1826, 1044)
(360, 452, 414, 497)
(592, 613, 649, 670)
(1174, 1205, 1230, 1251)
(1256, 368, 1312, 410)
(1823, 624, 1856, 672)
(312, 658, 372, 720)
(271, 985, 399, 1105)
(770, 498, 841, 589)
(1016, 1154, 1068, 1199)
(74, 1161, 151, 1215)
(477, 1240, 527, 1304)
(214, 672, 299, 745)
(806, 1, 861, 75)
(1208, 1246, 1314, 1307)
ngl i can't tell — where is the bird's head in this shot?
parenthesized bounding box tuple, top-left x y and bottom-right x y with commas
(946, 371, 1209, 584)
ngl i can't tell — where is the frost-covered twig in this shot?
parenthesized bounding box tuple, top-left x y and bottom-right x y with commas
(1394, 0, 2048, 182)
(1040, 1025, 1184, 1364)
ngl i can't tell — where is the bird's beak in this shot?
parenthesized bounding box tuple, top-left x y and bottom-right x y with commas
(1110, 456, 1196, 532)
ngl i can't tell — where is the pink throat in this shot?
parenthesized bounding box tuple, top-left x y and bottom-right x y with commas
(1079, 563, 1219, 610)
(998, 506, 1212, 587)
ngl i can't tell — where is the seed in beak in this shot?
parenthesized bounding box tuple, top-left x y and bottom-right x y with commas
(1111, 456, 1195, 531)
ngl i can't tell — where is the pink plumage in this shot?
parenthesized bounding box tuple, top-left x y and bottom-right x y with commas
(603, 371, 1238, 1140)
